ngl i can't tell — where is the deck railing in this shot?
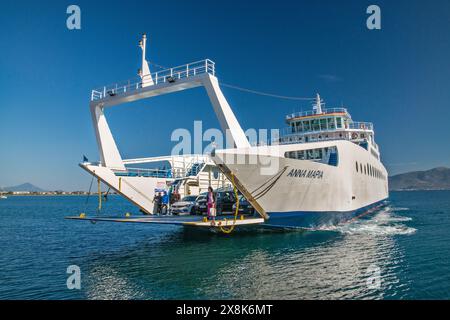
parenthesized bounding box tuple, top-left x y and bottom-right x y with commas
(248, 121, 375, 147)
(114, 167, 174, 179)
(347, 122, 374, 131)
(286, 108, 349, 120)
(112, 161, 206, 179)
(280, 121, 374, 136)
(91, 59, 215, 101)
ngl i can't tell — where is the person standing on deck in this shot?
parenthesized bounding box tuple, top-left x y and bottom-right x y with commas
(207, 186, 216, 221)
(161, 191, 169, 215)
(152, 192, 162, 215)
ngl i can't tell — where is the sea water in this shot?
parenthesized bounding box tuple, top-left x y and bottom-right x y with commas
(0, 191, 449, 300)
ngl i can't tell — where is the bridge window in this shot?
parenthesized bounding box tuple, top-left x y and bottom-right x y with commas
(312, 119, 320, 131)
(328, 118, 336, 130)
(320, 118, 327, 130)
(336, 117, 343, 128)
(304, 120, 311, 132)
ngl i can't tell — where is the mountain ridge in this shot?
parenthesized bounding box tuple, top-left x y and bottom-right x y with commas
(389, 167, 450, 191)
(0, 183, 46, 192)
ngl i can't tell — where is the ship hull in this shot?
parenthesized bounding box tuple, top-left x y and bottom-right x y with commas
(265, 200, 386, 229)
(213, 140, 389, 229)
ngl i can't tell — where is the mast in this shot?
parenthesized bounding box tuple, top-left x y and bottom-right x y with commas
(313, 93, 323, 114)
(138, 34, 154, 87)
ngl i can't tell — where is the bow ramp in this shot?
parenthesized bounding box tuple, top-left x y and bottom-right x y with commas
(66, 214, 265, 230)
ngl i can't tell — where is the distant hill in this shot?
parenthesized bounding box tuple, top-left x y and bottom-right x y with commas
(0, 183, 46, 192)
(389, 167, 450, 191)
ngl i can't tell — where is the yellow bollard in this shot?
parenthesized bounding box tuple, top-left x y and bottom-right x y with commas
(79, 213, 86, 218)
(203, 217, 207, 223)
(125, 212, 131, 218)
(240, 215, 244, 220)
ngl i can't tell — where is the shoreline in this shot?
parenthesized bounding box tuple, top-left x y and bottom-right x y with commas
(0, 194, 119, 197)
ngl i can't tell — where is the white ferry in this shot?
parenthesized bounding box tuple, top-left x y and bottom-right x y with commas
(69, 35, 388, 231)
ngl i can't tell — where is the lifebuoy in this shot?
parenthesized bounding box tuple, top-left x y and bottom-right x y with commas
(351, 132, 358, 140)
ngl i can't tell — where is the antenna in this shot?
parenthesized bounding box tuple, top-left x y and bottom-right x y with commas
(138, 34, 154, 87)
(313, 93, 323, 114)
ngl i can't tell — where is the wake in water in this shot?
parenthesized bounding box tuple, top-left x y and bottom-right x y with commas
(317, 206, 417, 236)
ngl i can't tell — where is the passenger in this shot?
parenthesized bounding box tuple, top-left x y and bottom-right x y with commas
(207, 186, 216, 221)
(170, 190, 180, 206)
(152, 192, 162, 215)
(161, 191, 169, 215)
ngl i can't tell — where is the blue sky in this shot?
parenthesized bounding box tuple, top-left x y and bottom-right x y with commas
(1, 0, 449, 191)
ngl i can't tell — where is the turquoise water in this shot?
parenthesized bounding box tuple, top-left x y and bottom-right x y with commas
(0, 191, 449, 300)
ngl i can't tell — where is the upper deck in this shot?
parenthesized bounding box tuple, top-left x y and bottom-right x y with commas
(90, 59, 215, 102)
(276, 95, 380, 156)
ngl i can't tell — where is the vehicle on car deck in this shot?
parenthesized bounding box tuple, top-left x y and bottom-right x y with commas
(232, 195, 255, 215)
(170, 195, 200, 215)
(195, 190, 237, 215)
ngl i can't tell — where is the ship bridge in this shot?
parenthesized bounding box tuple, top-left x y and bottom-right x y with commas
(278, 94, 380, 159)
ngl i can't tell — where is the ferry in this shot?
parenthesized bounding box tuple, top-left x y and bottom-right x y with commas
(212, 95, 389, 228)
(68, 34, 388, 231)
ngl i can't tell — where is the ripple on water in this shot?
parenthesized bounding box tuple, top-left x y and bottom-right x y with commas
(3, 194, 450, 300)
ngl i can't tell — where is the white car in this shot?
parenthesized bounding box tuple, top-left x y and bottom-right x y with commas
(170, 195, 199, 215)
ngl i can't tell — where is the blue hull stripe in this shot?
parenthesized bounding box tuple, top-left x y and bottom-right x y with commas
(264, 199, 388, 229)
